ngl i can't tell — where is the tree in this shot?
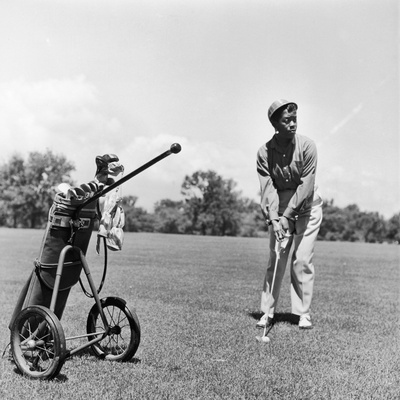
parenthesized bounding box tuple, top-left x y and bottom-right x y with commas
(0, 154, 26, 227)
(238, 197, 268, 237)
(153, 199, 189, 234)
(121, 195, 155, 232)
(342, 204, 364, 242)
(318, 199, 346, 241)
(356, 211, 386, 243)
(181, 170, 244, 236)
(319, 200, 393, 243)
(0, 150, 75, 228)
(385, 213, 400, 243)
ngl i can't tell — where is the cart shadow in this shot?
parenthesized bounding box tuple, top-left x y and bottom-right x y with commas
(53, 373, 69, 382)
(248, 311, 299, 325)
(71, 347, 141, 364)
(11, 366, 69, 382)
(10, 349, 141, 382)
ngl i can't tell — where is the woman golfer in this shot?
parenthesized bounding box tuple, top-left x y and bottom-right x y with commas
(256, 99, 323, 329)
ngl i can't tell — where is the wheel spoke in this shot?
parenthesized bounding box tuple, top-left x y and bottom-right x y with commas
(11, 306, 65, 379)
(87, 298, 140, 361)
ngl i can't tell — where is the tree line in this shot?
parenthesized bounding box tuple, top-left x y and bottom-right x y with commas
(0, 150, 399, 244)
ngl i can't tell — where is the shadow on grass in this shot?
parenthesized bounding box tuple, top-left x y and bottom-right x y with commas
(53, 373, 68, 382)
(248, 311, 299, 325)
(2, 344, 69, 382)
(9, 348, 141, 382)
(69, 347, 141, 364)
(10, 365, 69, 382)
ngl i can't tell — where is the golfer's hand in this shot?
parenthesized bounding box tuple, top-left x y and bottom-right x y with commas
(271, 220, 286, 242)
(280, 216, 295, 235)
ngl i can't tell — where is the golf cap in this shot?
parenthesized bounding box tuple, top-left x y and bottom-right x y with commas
(268, 99, 298, 122)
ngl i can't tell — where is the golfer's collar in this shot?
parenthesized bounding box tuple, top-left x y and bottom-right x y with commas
(270, 134, 295, 152)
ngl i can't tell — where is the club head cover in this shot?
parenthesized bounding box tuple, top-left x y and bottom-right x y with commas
(95, 154, 124, 185)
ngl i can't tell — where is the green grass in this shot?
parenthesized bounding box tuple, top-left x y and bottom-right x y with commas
(0, 228, 399, 399)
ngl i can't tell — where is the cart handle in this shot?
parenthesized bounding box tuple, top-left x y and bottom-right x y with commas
(76, 143, 181, 213)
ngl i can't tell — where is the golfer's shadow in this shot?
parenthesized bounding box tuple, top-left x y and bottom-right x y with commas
(249, 311, 299, 326)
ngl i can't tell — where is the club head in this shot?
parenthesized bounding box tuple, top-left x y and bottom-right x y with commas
(256, 335, 271, 344)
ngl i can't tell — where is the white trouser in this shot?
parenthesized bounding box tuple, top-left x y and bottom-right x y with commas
(261, 201, 323, 316)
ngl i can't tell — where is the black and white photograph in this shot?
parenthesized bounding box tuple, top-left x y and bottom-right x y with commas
(0, 0, 398, 398)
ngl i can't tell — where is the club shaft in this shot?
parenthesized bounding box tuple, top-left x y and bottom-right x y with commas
(270, 244, 281, 295)
(262, 242, 281, 337)
(76, 147, 175, 213)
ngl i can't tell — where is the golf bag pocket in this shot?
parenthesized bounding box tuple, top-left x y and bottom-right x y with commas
(36, 193, 98, 291)
(36, 261, 83, 291)
(8, 268, 72, 329)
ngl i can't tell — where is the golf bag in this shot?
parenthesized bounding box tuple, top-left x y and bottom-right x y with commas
(9, 193, 98, 328)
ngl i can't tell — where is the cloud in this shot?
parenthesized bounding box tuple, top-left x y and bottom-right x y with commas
(116, 134, 259, 210)
(0, 78, 258, 210)
(0, 76, 124, 164)
(320, 164, 399, 218)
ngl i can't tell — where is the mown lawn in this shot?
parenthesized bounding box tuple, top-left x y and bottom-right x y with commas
(0, 228, 399, 399)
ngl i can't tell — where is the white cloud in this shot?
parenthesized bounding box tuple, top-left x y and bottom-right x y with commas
(116, 134, 259, 210)
(1, 77, 396, 218)
(0, 78, 258, 210)
(319, 164, 399, 218)
(0, 76, 124, 165)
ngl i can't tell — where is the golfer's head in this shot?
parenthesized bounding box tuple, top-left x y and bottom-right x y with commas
(268, 100, 298, 127)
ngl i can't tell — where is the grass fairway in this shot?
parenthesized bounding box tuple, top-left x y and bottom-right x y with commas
(0, 228, 399, 399)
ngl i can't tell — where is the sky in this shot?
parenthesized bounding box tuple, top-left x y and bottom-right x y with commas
(1, 0, 398, 218)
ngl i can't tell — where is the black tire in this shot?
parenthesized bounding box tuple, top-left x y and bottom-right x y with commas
(86, 297, 140, 362)
(10, 305, 66, 380)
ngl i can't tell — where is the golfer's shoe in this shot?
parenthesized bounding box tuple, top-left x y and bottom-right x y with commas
(299, 314, 313, 329)
(256, 313, 274, 329)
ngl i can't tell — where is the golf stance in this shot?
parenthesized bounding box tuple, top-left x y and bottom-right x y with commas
(256, 100, 323, 331)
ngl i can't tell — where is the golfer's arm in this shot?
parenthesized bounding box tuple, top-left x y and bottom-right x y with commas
(257, 152, 279, 223)
(283, 141, 317, 220)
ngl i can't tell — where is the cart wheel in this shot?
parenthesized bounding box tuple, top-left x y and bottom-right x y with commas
(86, 297, 140, 362)
(10, 305, 66, 380)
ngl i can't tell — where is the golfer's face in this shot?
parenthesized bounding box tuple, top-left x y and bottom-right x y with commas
(276, 109, 297, 139)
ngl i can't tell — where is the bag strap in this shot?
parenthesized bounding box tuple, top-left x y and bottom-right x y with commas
(78, 236, 108, 298)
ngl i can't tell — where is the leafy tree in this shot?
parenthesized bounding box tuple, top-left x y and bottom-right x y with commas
(121, 195, 155, 232)
(153, 199, 189, 234)
(319, 200, 392, 243)
(0, 150, 75, 228)
(356, 211, 386, 243)
(181, 170, 243, 236)
(238, 197, 268, 237)
(385, 213, 400, 243)
(0, 155, 26, 227)
(342, 204, 364, 242)
(318, 199, 346, 241)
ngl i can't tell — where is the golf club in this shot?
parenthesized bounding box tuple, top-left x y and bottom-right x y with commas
(256, 234, 290, 344)
(75, 143, 182, 215)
